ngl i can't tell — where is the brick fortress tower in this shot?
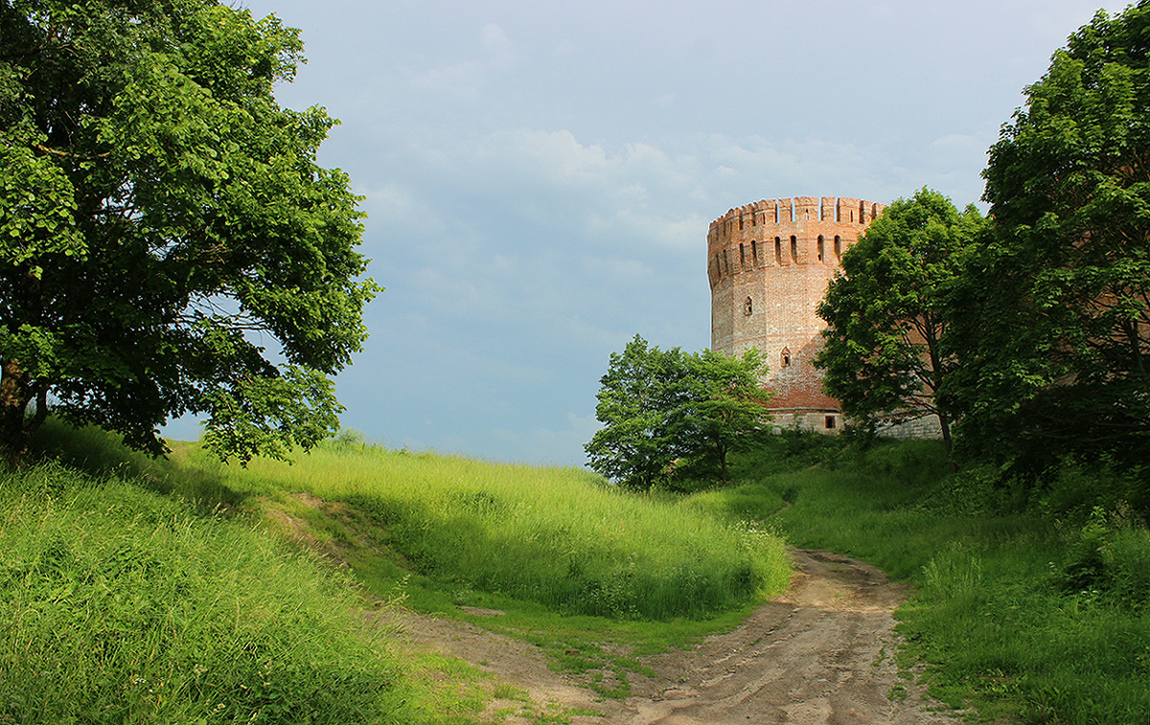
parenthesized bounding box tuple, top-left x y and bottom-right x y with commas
(707, 196, 886, 430)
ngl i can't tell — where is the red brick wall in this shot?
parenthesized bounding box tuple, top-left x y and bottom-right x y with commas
(708, 197, 885, 416)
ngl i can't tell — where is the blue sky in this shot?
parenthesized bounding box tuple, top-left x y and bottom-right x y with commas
(167, 0, 1123, 466)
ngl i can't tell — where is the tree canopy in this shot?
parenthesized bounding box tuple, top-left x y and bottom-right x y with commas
(952, 3, 1150, 469)
(815, 188, 984, 466)
(684, 347, 773, 480)
(0, 0, 379, 462)
(585, 336, 770, 490)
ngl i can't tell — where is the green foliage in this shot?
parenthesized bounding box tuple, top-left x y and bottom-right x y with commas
(1059, 506, 1114, 593)
(816, 188, 984, 465)
(1101, 523, 1150, 609)
(0, 462, 425, 725)
(684, 348, 774, 479)
(954, 2, 1150, 471)
(1058, 504, 1150, 609)
(584, 335, 696, 491)
(585, 335, 771, 490)
(1035, 456, 1150, 521)
(0, 0, 379, 462)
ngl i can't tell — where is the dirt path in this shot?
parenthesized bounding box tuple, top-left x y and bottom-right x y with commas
(383, 549, 965, 724)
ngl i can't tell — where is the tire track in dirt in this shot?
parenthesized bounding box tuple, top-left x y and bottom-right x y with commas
(381, 549, 966, 724)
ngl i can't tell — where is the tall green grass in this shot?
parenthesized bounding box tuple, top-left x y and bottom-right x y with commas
(173, 440, 791, 620)
(0, 461, 449, 725)
(703, 436, 1150, 724)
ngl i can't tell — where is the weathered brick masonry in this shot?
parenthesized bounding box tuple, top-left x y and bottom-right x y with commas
(708, 196, 885, 431)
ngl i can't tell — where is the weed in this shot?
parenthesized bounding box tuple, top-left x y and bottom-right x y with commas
(491, 683, 525, 700)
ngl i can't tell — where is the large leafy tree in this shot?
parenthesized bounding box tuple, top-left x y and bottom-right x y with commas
(0, 0, 378, 463)
(683, 348, 772, 480)
(585, 336, 696, 491)
(815, 189, 984, 466)
(585, 336, 770, 490)
(954, 3, 1150, 468)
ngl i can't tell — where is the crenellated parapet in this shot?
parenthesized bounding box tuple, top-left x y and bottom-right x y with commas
(707, 197, 886, 288)
(709, 196, 885, 236)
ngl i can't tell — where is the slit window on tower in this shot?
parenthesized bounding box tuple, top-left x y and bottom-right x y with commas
(751, 240, 758, 266)
(781, 347, 792, 367)
(739, 243, 746, 269)
(744, 296, 753, 316)
(834, 235, 842, 260)
(790, 236, 798, 263)
(817, 235, 825, 262)
(775, 237, 782, 265)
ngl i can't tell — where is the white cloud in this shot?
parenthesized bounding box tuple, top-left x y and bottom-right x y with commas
(481, 23, 514, 69)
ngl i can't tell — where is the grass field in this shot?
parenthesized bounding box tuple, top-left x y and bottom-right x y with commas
(15, 421, 1150, 724)
(164, 436, 793, 622)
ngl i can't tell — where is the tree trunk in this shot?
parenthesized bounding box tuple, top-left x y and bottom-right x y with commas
(924, 324, 959, 474)
(0, 358, 35, 465)
(938, 410, 957, 474)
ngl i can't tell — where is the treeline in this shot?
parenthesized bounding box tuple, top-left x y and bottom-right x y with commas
(817, 6, 1150, 508)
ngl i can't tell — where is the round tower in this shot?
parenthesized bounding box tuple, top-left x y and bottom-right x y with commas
(707, 196, 886, 430)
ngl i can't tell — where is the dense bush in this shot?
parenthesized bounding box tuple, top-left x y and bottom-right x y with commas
(1058, 505, 1150, 609)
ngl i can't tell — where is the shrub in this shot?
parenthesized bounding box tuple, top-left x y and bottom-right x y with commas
(1103, 523, 1150, 609)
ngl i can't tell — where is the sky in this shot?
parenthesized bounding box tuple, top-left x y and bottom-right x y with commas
(166, 0, 1125, 467)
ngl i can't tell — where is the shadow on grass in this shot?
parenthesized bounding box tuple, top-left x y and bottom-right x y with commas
(28, 417, 243, 511)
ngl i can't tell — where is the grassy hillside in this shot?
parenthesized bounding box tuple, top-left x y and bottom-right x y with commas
(0, 461, 475, 725)
(162, 435, 792, 622)
(9, 422, 793, 720)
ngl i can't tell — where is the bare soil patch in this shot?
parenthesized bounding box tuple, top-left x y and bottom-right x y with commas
(378, 548, 965, 724)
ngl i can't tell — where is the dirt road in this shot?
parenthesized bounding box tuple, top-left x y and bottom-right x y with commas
(385, 549, 965, 724)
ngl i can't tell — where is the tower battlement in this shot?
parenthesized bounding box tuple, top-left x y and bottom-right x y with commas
(708, 195, 885, 430)
(709, 196, 884, 238)
(707, 197, 885, 288)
